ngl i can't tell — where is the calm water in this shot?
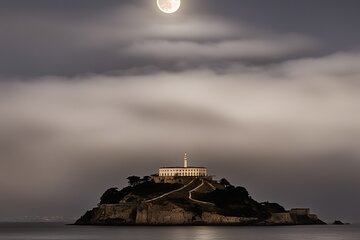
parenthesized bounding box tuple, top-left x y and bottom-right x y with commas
(0, 223, 359, 240)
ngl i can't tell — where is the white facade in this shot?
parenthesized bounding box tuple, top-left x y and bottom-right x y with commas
(159, 167, 207, 177)
(158, 153, 207, 177)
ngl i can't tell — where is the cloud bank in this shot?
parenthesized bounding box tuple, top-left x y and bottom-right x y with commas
(1, 52, 360, 221)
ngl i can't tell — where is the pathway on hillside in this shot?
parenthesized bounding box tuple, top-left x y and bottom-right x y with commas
(144, 178, 197, 203)
(144, 178, 215, 206)
(188, 179, 215, 205)
(205, 180, 217, 191)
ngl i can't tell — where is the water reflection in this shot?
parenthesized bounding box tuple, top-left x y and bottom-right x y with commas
(0, 224, 359, 240)
(170, 227, 220, 240)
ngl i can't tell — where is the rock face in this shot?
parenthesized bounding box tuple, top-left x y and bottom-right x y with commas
(75, 177, 326, 226)
(136, 203, 194, 225)
(265, 212, 325, 225)
(266, 213, 294, 225)
(75, 202, 260, 225)
(333, 220, 345, 225)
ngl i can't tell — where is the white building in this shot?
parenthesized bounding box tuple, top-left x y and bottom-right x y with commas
(159, 153, 208, 177)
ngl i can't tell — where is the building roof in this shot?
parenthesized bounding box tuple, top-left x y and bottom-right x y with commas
(160, 166, 207, 169)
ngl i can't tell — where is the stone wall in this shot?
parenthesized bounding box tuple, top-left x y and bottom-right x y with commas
(290, 208, 310, 215)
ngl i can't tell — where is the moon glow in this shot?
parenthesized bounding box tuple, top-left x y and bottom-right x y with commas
(157, 0, 181, 14)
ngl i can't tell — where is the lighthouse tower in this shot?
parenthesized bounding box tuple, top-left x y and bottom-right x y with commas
(157, 153, 208, 178)
(184, 153, 188, 168)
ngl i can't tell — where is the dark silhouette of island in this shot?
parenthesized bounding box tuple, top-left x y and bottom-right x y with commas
(75, 176, 326, 226)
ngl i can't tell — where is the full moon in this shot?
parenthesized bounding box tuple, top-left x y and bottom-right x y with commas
(157, 0, 181, 14)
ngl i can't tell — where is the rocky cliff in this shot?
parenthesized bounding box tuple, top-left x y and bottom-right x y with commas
(75, 177, 326, 226)
(76, 202, 260, 225)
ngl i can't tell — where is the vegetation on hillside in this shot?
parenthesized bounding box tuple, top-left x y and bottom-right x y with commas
(99, 176, 285, 221)
(100, 176, 181, 204)
(261, 202, 286, 213)
(193, 180, 272, 219)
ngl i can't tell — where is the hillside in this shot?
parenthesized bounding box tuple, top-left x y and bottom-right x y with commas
(75, 176, 325, 226)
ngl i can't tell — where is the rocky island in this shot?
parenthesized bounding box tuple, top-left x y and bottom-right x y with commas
(75, 154, 325, 226)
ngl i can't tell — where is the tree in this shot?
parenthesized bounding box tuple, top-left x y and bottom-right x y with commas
(142, 176, 151, 182)
(100, 187, 119, 204)
(99, 186, 132, 204)
(220, 178, 231, 187)
(127, 176, 141, 186)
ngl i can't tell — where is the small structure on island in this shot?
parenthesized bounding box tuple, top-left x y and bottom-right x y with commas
(153, 153, 211, 184)
(290, 208, 310, 216)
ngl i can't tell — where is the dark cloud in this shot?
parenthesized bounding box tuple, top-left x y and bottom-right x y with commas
(0, 0, 359, 76)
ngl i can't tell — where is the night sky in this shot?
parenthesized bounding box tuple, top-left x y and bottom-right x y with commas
(1, 0, 360, 223)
